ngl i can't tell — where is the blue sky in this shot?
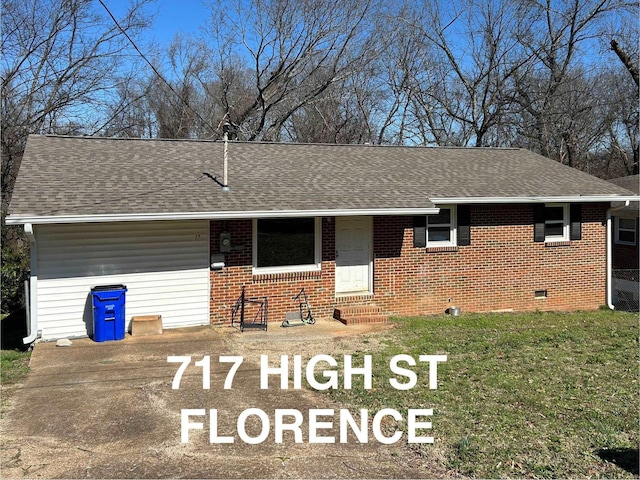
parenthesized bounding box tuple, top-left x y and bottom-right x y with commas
(109, 0, 211, 46)
(147, 0, 210, 44)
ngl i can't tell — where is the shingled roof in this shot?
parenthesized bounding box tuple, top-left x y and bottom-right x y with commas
(608, 175, 639, 194)
(6, 135, 638, 224)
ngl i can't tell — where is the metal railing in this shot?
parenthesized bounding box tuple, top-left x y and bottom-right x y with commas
(231, 286, 268, 332)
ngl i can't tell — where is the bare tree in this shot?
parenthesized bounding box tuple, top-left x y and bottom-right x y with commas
(395, 0, 526, 147)
(283, 73, 377, 144)
(611, 39, 639, 88)
(595, 65, 639, 176)
(607, 16, 639, 174)
(1, 0, 153, 214)
(204, 0, 380, 141)
(1, 0, 152, 314)
(101, 81, 155, 138)
(145, 37, 211, 139)
(511, 0, 627, 166)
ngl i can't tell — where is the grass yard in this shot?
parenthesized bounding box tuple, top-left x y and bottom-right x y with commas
(0, 348, 31, 417)
(0, 349, 30, 385)
(326, 310, 639, 478)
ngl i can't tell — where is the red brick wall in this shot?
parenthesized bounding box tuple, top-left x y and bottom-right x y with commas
(209, 204, 609, 324)
(373, 204, 608, 315)
(210, 218, 336, 325)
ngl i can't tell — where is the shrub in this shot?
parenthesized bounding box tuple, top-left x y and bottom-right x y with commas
(1, 226, 29, 315)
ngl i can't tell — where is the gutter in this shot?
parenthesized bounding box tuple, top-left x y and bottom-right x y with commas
(430, 195, 640, 204)
(5, 207, 441, 225)
(7, 195, 640, 226)
(23, 223, 38, 344)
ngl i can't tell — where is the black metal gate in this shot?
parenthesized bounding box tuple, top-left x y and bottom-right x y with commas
(231, 286, 268, 331)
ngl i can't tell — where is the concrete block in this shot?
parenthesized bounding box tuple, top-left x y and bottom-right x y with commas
(131, 315, 163, 336)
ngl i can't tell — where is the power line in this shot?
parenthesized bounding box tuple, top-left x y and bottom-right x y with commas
(97, 0, 219, 137)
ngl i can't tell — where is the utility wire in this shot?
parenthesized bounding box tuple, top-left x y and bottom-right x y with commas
(97, 0, 219, 137)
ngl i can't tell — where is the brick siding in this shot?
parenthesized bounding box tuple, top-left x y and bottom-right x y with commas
(209, 204, 609, 324)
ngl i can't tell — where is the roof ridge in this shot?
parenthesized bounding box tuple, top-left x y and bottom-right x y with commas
(34, 134, 522, 151)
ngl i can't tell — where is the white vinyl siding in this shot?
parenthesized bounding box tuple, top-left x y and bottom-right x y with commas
(35, 221, 210, 340)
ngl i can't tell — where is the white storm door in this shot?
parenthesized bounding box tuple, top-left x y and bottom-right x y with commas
(335, 216, 372, 294)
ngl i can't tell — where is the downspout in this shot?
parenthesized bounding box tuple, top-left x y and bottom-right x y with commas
(23, 223, 38, 344)
(606, 208, 615, 309)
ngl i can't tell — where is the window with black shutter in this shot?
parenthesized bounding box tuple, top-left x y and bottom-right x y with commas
(534, 203, 579, 243)
(415, 205, 467, 248)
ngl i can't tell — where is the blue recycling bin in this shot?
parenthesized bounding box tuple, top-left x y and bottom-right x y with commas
(91, 285, 127, 342)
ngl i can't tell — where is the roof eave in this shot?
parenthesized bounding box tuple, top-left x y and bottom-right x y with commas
(430, 195, 640, 204)
(4, 207, 440, 225)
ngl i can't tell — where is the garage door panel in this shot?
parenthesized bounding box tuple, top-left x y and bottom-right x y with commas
(35, 221, 210, 340)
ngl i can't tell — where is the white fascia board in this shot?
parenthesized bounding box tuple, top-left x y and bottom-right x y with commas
(5, 207, 440, 225)
(430, 195, 640, 204)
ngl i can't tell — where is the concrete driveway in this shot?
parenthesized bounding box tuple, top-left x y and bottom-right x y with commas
(0, 320, 446, 479)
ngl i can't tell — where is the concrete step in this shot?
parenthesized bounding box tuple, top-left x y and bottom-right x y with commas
(333, 305, 390, 325)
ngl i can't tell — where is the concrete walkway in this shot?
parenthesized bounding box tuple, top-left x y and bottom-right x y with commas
(0, 321, 447, 478)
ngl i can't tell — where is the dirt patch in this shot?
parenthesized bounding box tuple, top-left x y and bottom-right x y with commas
(0, 322, 449, 478)
(220, 317, 394, 362)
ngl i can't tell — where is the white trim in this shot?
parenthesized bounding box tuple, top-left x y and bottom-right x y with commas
(427, 205, 457, 247)
(23, 224, 38, 344)
(544, 203, 569, 242)
(10, 195, 638, 226)
(335, 216, 373, 295)
(252, 217, 322, 275)
(368, 217, 374, 295)
(607, 209, 614, 309)
(431, 196, 640, 204)
(5, 207, 440, 225)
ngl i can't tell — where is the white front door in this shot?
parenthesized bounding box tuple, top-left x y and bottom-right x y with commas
(335, 216, 372, 294)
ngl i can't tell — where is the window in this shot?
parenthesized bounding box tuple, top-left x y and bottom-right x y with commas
(253, 217, 321, 273)
(544, 204, 568, 241)
(427, 206, 457, 247)
(615, 217, 637, 245)
(413, 205, 470, 248)
(534, 203, 578, 242)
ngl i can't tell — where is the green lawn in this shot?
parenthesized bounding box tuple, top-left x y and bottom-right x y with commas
(327, 310, 639, 478)
(0, 348, 31, 417)
(0, 349, 30, 385)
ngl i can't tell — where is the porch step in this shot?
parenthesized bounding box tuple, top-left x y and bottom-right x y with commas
(333, 305, 390, 325)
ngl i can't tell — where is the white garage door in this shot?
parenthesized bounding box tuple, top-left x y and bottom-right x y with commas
(35, 221, 210, 340)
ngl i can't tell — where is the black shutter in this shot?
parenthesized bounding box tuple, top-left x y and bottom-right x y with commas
(457, 205, 471, 246)
(413, 216, 426, 248)
(570, 204, 582, 240)
(533, 204, 545, 242)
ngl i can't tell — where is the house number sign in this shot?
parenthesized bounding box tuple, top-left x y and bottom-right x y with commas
(169, 354, 447, 445)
